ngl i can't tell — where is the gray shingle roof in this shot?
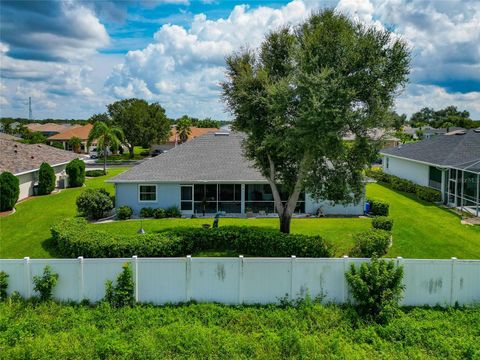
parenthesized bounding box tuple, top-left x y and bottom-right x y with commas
(0, 139, 82, 175)
(381, 129, 480, 172)
(109, 132, 266, 183)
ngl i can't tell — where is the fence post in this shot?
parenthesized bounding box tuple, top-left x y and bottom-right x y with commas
(24, 257, 31, 299)
(78, 256, 84, 302)
(132, 256, 139, 303)
(238, 255, 244, 304)
(342, 255, 349, 303)
(290, 256, 296, 301)
(185, 255, 192, 302)
(450, 257, 457, 305)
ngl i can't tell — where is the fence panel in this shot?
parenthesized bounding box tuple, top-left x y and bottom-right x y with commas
(82, 259, 130, 302)
(455, 260, 480, 304)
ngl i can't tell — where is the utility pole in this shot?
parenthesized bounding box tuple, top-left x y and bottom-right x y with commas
(28, 97, 32, 120)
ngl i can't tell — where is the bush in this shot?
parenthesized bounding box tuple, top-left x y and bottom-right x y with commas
(117, 206, 133, 220)
(390, 177, 416, 193)
(66, 159, 86, 187)
(0, 172, 19, 211)
(33, 266, 59, 301)
(415, 185, 442, 202)
(166, 206, 181, 218)
(104, 263, 135, 307)
(38, 162, 56, 195)
(51, 218, 335, 258)
(140, 207, 155, 218)
(0, 271, 8, 301)
(371, 216, 394, 231)
(76, 188, 114, 220)
(154, 207, 166, 219)
(49, 142, 64, 150)
(85, 169, 106, 177)
(345, 256, 404, 323)
(368, 199, 389, 216)
(351, 229, 391, 257)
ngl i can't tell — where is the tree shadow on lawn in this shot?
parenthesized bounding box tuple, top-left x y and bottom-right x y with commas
(41, 237, 64, 258)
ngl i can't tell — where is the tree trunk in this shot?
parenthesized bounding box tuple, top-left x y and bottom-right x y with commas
(279, 212, 292, 233)
(129, 145, 134, 159)
(103, 146, 107, 174)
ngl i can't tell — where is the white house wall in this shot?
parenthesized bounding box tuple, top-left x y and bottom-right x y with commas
(383, 156, 430, 186)
(16, 164, 68, 201)
(305, 194, 364, 216)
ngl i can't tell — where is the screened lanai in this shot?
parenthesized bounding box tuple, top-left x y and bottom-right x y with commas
(446, 160, 480, 217)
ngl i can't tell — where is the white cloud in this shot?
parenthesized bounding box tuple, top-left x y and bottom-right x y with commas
(106, 0, 316, 119)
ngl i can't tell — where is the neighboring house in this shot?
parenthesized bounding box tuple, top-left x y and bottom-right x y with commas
(0, 132, 21, 141)
(47, 124, 94, 153)
(110, 131, 364, 216)
(0, 139, 82, 200)
(343, 128, 400, 149)
(380, 129, 480, 216)
(403, 125, 466, 140)
(151, 126, 219, 152)
(26, 122, 80, 137)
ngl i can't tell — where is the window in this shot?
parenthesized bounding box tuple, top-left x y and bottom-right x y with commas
(181, 185, 193, 211)
(139, 185, 157, 202)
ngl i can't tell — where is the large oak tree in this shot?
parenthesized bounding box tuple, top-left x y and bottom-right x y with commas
(222, 10, 410, 233)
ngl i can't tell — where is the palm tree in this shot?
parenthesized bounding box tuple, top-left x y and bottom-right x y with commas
(176, 118, 192, 144)
(68, 136, 82, 153)
(87, 121, 124, 174)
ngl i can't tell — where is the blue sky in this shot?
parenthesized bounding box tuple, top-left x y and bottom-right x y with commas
(0, 0, 479, 120)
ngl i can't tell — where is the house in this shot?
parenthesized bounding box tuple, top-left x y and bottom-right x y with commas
(47, 124, 94, 153)
(151, 126, 219, 152)
(109, 131, 364, 216)
(0, 139, 82, 200)
(403, 125, 466, 140)
(380, 129, 480, 216)
(343, 128, 401, 149)
(26, 122, 80, 137)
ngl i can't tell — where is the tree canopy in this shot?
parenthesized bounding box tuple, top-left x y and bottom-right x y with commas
(222, 10, 410, 233)
(410, 105, 477, 128)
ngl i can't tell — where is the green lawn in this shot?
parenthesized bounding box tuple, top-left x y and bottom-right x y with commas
(1, 170, 479, 259)
(0, 168, 127, 258)
(1, 301, 479, 359)
(367, 183, 480, 259)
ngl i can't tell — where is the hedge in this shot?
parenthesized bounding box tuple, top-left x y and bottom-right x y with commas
(117, 206, 133, 220)
(350, 229, 391, 258)
(368, 199, 389, 216)
(85, 170, 106, 177)
(51, 218, 335, 258)
(38, 162, 55, 195)
(366, 169, 441, 203)
(0, 172, 19, 211)
(66, 159, 86, 187)
(371, 216, 394, 231)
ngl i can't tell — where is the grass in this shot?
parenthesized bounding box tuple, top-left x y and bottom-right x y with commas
(1, 301, 479, 359)
(367, 183, 480, 259)
(0, 168, 128, 259)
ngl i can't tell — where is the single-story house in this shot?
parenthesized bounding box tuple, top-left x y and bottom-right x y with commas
(47, 124, 94, 153)
(109, 131, 364, 216)
(343, 128, 400, 149)
(380, 129, 480, 216)
(26, 122, 80, 137)
(0, 139, 82, 200)
(403, 125, 466, 140)
(151, 126, 219, 152)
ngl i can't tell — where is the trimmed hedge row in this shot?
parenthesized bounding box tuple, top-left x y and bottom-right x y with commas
(85, 170, 105, 178)
(368, 199, 389, 216)
(140, 206, 181, 219)
(350, 229, 391, 258)
(50, 218, 335, 258)
(366, 169, 441, 203)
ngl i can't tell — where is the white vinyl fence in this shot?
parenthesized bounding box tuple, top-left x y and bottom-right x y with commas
(1, 256, 479, 306)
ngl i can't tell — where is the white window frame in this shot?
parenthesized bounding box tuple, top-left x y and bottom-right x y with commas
(138, 184, 157, 203)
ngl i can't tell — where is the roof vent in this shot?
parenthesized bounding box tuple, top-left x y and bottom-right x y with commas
(214, 131, 230, 136)
(31, 156, 34, 159)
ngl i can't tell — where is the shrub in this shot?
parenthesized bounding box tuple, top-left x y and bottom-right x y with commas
(0, 271, 8, 301)
(33, 266, 59, 301)
(117, 206, 133, 220)
(140, 207, 155, 218)
(66, 159, 86, 187)
(85, 169, 106, 177)
(76, 188, 114, 220)
(351, 229, 391, 258)
(345, 256, 404, 323)
(415, 185, 442, 203)
(154, 207, 166, 219)
(38, 162, 56, 195)
(0, 172, 19, 211)
(165, 206, 181, 218)
(49, 142, 64, 150)
(368, 199, 389, 216)
(51, 218, 335, 258)
(390, 177, 416, 193)
(371, 216, 394, 231)
(104, 263, 135, 308)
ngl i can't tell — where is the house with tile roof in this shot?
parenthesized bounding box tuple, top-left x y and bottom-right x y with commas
(151, 126, 219, 152)
(0, 139, 82, 200)
(47, 123, 94, 153)
(109, 131, 364, 216)
(26, 122, 80, 137)
(380, 128, 480, 216)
